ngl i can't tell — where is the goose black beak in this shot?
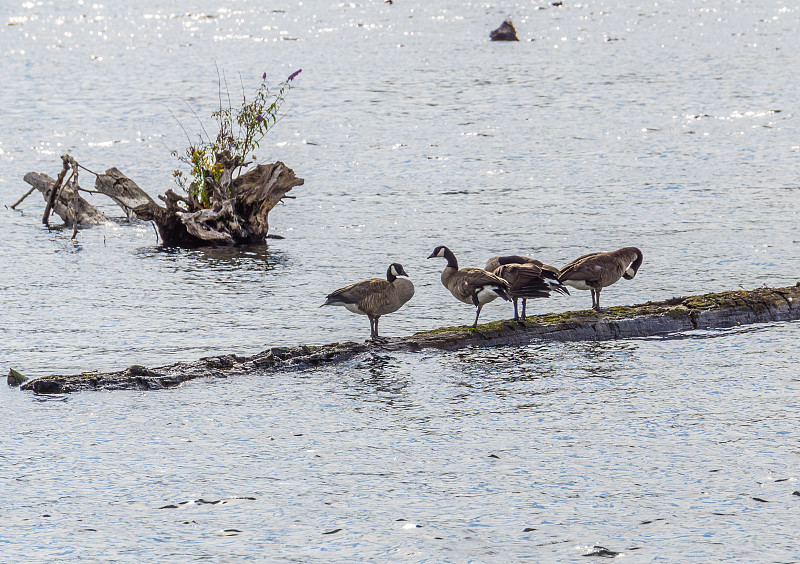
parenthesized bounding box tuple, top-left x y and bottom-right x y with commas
(427, 252, 436, 259)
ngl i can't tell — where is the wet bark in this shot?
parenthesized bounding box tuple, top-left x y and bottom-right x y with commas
(18, 284, 800, 394)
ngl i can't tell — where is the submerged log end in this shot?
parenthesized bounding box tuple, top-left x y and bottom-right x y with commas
(7, 368, 29, 387)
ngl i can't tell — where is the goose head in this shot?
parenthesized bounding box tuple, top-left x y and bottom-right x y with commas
(427, 246, 449, 259)
(427, 246, 458, 269)
(622, 247, 644, 280)
(387, 263, 409, 281)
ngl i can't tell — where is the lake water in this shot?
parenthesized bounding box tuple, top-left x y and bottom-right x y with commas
(1, 0, 799, 561)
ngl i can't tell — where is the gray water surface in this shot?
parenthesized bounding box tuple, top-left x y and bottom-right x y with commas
(2, 0, 799, 561)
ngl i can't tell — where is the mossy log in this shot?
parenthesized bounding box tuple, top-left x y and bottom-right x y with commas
(17, 284, 800, 395)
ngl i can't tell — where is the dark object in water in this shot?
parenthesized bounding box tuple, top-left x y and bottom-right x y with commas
(583, 546, 620, 557)
(7, 368, 29, 387)
(490, 20, 519, 41)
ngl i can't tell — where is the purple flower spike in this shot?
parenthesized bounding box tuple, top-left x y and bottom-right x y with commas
(288, 69, 302, 81)
(262, 72, 267, 80)
(256, 114, 263, 121)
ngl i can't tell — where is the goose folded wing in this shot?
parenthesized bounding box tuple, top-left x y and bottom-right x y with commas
(327, 278, 389, 303)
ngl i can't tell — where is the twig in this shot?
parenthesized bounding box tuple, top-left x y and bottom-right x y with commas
(166, 104, 193, 148)
(77, 163, 100, 177)
(42, 155, 71, 225)
(183, 99, 212, 145)
(70, 158, 80, 240)
(10, 186, 36, 209)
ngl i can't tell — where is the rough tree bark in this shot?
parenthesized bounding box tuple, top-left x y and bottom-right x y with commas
(16, 284, 800, 394)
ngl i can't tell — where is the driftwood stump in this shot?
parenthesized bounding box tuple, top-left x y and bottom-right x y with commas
(21, 154, 304, 247)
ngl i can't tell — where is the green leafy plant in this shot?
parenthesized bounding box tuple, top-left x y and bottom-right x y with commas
(172, 68, 302, 208)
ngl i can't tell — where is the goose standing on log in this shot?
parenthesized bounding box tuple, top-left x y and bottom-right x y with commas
(558, 247, 643, 311)
(485, 255, 570, 320)
(321, 263, 414, 340)
(428, 246, 511, 328)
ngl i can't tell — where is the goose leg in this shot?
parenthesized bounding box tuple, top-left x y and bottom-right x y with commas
(513, 298, 520, 321)
(369, 316, 377, 339)
(473, 305, 483, 328)
(521, 298, 528, 319)
(593, 289, 604, 311)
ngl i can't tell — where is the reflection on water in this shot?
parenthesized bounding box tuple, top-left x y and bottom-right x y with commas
(136, 242, 288, 272)
(341, 353, 415, 410)
(450, 340, 640, 391)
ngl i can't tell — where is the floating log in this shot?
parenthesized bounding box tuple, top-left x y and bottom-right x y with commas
(16, 284, 800, 394)
(21, 154, 304, 246)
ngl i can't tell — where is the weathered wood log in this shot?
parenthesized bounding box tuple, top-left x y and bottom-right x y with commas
(23, 157, 303, 247)
(23, 171, 109, 226)
(490, 19, 519, 41)
(93, 167, 159, 220)
(17, 284, 800, 394)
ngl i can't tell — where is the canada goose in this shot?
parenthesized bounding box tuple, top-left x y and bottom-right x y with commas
(321, 263, 415, 340)
(558, 247, 643, 311)
(485, 255, 570, 319)
(427, 246, 511, 328)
